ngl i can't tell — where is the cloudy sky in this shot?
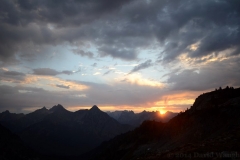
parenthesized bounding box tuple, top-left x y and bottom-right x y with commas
(1, 0, 240, 113)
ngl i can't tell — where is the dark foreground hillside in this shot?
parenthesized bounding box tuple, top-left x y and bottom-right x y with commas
(0, 123, 41, 160)
(85, 87, 240, 160)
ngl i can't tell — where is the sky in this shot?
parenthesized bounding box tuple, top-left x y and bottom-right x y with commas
(0, 0, 240, 114)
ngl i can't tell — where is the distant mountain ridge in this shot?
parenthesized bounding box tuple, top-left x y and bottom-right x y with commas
(106, 110, 177, 126)
(0, 110, 24, 122)
(0, 104, 133, 156)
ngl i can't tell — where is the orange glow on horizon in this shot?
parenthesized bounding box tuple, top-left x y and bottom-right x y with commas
(21, 90, 208, 114)
(66, 105, 181, 113)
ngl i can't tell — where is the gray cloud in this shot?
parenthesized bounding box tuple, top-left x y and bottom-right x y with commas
(1, 0, 133, 26)
(16, 86, 46, 93)
(129, 59, 152, 74)
(0, 85, 19, 95)
(61, 70, 73, 75)
(1, 0, 240, 63)
(56, 84, 70, 89)
(0, 80, 167, 113)
(0, 70, 26, 83)
(4, 71, 25, 76)
(0, 0, 134, 63)
(72, 49, 94, 58)
(0, 0, 240, 113)
(33, 68, 60, 76)
(156, 0, 240, 62)
(166, 57, 240, 91)
(98, 45, 138, 61)
(91, 63, 97, 67)
(32, 68, 73, 76)
(0, 85, 53, 112)
(103, 70, 112, 76)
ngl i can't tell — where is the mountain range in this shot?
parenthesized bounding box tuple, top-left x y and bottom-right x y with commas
(106, 110, 177, 126)
(0, 105, 132, 156)
(1, 87, 239, 160)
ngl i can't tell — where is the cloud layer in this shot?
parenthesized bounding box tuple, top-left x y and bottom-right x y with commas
(129, 59, 152, 74)
(0, 0, 240, 113)
(1, 0, 239, 63)
(32, 68, 73, 76)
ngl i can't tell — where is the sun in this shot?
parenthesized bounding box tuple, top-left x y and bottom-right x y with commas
(159, 110, 167, 115)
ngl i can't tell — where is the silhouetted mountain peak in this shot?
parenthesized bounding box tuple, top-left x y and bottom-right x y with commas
(32, 106, 48, 114)
(2, 110, 10, 114)
(142, 110, 146, 113)
(0, 110, 24, 122)
(122, 110, 134, 114)
(38, 106, 47, 111)
(49, 104, 67, 112)
(90, 105, 101, 112)
(165, 111, 174, 114)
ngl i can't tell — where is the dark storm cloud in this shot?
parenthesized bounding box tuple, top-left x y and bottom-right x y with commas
(190, 27, 240, 58)
(129, 59, 152, 74)
(1, 0, 132, 26)
(33, 68, 73, 76)
(167, 57, 240, 91)
(109, 0, 240, 62)
(0, 0, 134, 62)
(1, 0, 240, 63)
(155, 0, 240, 61)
